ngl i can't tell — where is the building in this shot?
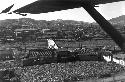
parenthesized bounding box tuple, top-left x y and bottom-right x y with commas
(42, 29, 57, 39)
(23, 49, 56, 66)
(28, 49, 56, 58)
(0, 49, 14, 62)
(15, 29, 39, 41)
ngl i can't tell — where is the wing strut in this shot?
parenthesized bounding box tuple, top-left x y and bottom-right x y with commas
(81, 2, 125, 52)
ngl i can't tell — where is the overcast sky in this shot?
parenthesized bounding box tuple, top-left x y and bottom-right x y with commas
(0, 0, 125, 23)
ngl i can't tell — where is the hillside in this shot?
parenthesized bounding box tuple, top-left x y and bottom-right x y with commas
(0, 15, 125, 31)
(109, 15, 125, 25)
(0, 18, 91, 30)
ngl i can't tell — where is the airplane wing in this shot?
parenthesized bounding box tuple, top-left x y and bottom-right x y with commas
(0, 4, 14, 14)
(13, 0, 80, 14)
(12, 0, 125, 14)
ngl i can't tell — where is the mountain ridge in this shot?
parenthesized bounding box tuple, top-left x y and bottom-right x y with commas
(0, 18, 91, 30)
(0, 15, 125, 30)
(109, 15, 125, 25)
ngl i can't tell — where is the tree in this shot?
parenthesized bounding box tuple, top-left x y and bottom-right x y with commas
(74, 30, 84, 41)
(57, 31, 65, 39)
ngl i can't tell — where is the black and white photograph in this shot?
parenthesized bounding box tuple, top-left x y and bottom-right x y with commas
(0, 0, 125, 82)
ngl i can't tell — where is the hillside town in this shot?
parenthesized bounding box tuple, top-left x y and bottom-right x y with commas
(0, 18, 114, 43)
(0, 17, 125, 82)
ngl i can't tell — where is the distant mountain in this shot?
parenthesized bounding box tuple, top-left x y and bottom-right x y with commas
(109, 15, 125, 25)
(91, 15, 125, 30)
(0, 18, 48, 29)
(0, 19, 17, 27)
(92, 15, 125, 25)
(0, 18, 91, 30)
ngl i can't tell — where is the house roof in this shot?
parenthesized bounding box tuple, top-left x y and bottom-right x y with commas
(0, 50, 14, 61)
(15, 29, 37, 31)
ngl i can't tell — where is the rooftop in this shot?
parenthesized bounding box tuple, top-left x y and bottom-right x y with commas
(15, 29, 38, 31)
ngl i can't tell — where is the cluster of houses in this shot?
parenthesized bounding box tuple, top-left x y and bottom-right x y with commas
(0, 27, 80, 43)
(0, 28, 57, 43)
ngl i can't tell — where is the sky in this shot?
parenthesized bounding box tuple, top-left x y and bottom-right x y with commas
(0, 0, 125, 23)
